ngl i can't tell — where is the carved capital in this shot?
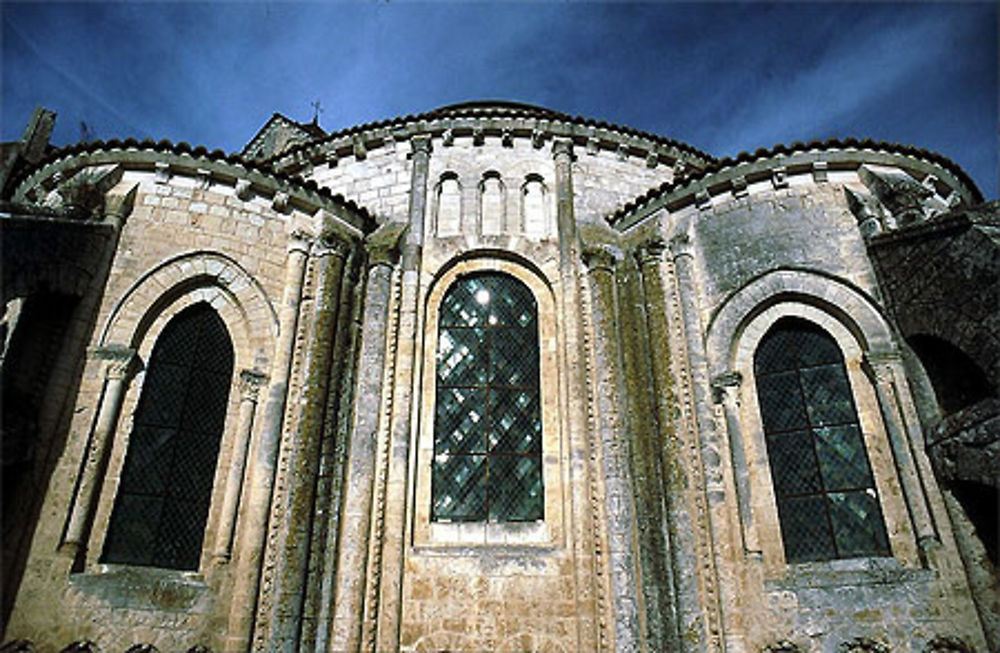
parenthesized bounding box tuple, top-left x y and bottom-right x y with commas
(581, 243, 617, 272)
(195, 168, 212, 190)
(668, 231, 694, 260)
(636, 237, 667, 266)
(238, 369, 268, 402)
(365, 219, 408, 268)
(154, 161, 171, 185)
(551, 138, 574, 161)
(410, 134, 432, 156)
(96, 345, 139, 380)
(104, 183, 139, 224)
(837, 638, 889, 653)
(288, 229, 313, 254)
(531, 128, 545, 149)
(472, 126, 485, 146)
(441, 128, 454, 147)
(501, 128, 513, 148)
(711, 371, 742, 404)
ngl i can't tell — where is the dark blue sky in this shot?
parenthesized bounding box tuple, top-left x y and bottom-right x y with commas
(3, 2, 997, 196)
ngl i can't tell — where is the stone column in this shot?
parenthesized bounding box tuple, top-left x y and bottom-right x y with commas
(224, 230, 310, 653)
(552, 138, 600, 648)
(710, 372, 759, 556)
(372, 135, 431, 651)
(668, 231, 731, 652)
(635, 238, 703, 650)
(328, 225, 403, 652)
(552, 138, 577, 264)
(264, 234, 350, 647)
(863, 352, 938, 553)
(582, 242, 641, 653)
(63, 345, 137, 554)
(214, 369, 268, 561)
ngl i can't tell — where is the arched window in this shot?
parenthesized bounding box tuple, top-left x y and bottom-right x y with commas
(436, 174, 462, 237)
(102, 303, 234, 570)
(432, 272, 542, 522)
(754, 317, 889, 562)
(479, 172, 505, 236)
(521, 175, 548, 238)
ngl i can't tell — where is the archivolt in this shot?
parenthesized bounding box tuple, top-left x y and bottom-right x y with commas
(705, 268, 896, 377)
(99, 251, 277, 370)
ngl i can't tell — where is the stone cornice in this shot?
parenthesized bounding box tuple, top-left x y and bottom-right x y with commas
(266, 108, 715, 177)
(609, 141, 983, 231)
(10, 143, 375, 234)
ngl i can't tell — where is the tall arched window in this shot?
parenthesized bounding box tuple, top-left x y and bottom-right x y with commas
(436, 174, 462, 237)
(754, 317, 889, 562)
(102, 303, 234, 570)
(521, 175, 548, 238)
(432, 273, 542, 522)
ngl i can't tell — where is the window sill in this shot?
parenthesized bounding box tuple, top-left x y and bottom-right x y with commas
(69, 565, 211, 613)
(416, 519, 555, 549)
(766, 556, 933, 590)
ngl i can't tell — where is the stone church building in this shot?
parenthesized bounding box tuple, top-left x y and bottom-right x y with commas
(0, 102, 996, 652)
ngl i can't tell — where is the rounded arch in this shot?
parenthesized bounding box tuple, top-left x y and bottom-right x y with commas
(99, 251, 277, 372)
(706, 268, 897, 377)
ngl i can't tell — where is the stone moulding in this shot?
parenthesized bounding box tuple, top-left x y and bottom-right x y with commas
(609, 145, 981, 231)
(10, 147, 374, 233)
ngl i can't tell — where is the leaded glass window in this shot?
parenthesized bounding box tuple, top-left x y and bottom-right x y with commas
(433, 273, 543, 522)
(754, 317, 889, 563)
(102, 303, 234, 570)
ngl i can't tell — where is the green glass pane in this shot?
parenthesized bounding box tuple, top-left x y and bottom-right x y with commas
(828, 490, 890, 558)
(434, 387, 486, 454)
(489, 455, 543, 521)
(814, 425, 873, 491)
(432, 454, 487, 521)
(778, 496, 836, 562)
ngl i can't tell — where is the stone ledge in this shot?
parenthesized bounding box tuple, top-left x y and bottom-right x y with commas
(766, 557, 933, 591)
(68, 566, 212, 614)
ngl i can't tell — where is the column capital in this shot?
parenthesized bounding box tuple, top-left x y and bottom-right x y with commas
(636, 237, 668, 266)
(238, 369, 269, 402)
(410, 134, 432, 156)
(582, 243, 618, 273)
(365, 220, 408, 269)
(710, 371, 742, 403)
(668, 231, 694, 260)
(551, 138, 575, 161)
(862, 350, 901, 382)
(95, 345, 139, 380)
(312, 233, 351, 259)
(288, 229, 313, 255)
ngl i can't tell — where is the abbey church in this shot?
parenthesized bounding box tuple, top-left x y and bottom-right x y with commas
(0, 102, 996, 652)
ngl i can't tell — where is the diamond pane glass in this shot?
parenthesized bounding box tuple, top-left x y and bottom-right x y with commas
(755, 317, 889, 562)
(801, 364, 856, 426)
(489, 456, 544, 521)
(488, 389, 541, 453)
(432, 454, 487, 521)
(778, 496, 836, 562)
(814, 425, 873, 491)
(437, 328, 486, 385)
(828, 490, 890, 557)
(757, 371, 808, 433)
(433, 272, 543, 523)
(103, 303, 233, 570)
(434, 387, 486, 454)
(765, 431, 821, 496)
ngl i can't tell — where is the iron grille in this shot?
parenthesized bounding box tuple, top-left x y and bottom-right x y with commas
(102, 303, 233, 570)
(754, 317, 889, 562)
(432, 273, 543, 522)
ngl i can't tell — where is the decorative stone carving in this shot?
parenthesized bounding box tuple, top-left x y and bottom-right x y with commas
(271, 191, 290, 212)
(858, 164, 937, 226)
(923, 636, 976, 652)
(771, 165, 788, 189)
(154, 160, 171, 184)
(124, 646, 158, 653)
(235, 178, 253, 201)
(695, 189, 711, 209)
(472, 126, 485, 146)
(763, 641, 803, 653)
(0, 641, 35, 653)
(731, 175, 748, 198)
(586, 135, 600, 155)
(616, 143, 629, 161)
(837, 637, 890, 653)
(59, 643, 98, 653)
(352, 136, 367, 160)
(365, 219, 408, 268)
(238, 369, 268, 402)
(46, 164, 124, 219)
(812, 160, 829, 182)
(710, 370, 742, 404)
(845, 186, 892, 238)
(97, 344, 139, 381)
(441, 127, 454, 146)
(501, 128, 513, 147)
(195, 168, 211, 190)
(645, 151, 658, 168)
(531, 127, 545, 149)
